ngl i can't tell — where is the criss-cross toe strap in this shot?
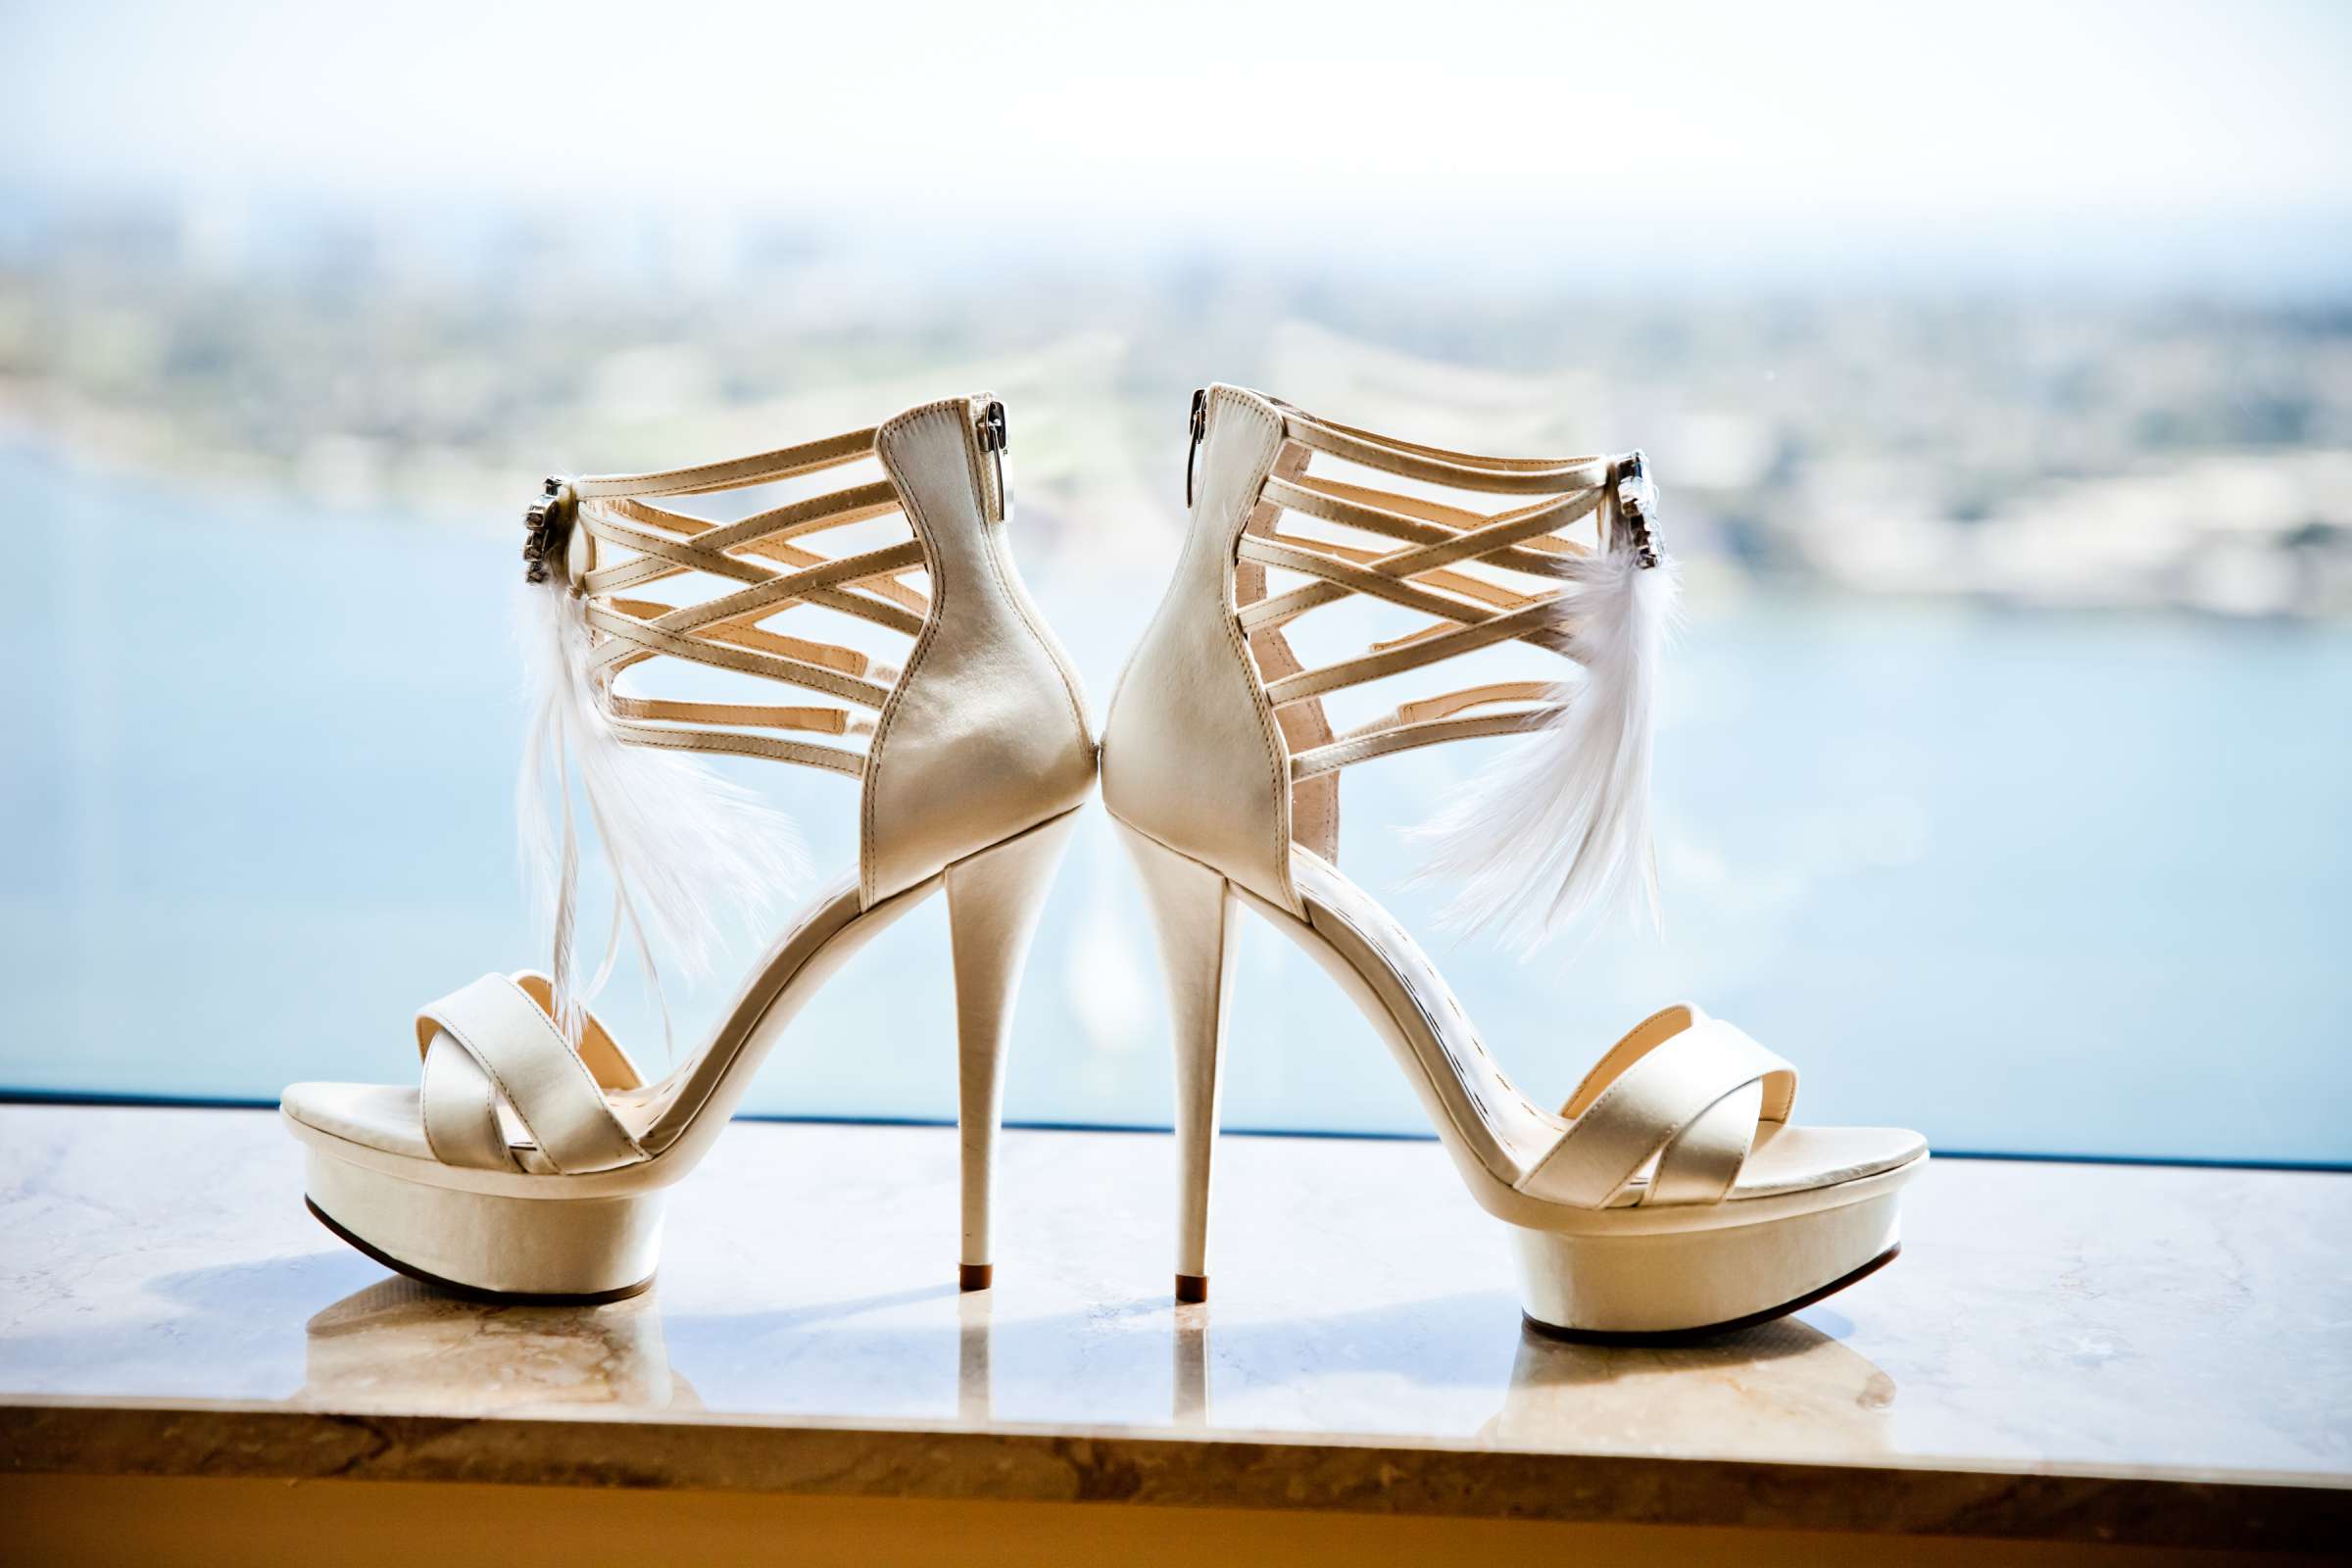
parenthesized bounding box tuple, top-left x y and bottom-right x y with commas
(413, 974, 647, 1174)
(1518, 1004, 1796, 1208)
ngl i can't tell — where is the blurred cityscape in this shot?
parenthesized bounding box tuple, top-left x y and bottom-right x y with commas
(4, 192, 2350, 616)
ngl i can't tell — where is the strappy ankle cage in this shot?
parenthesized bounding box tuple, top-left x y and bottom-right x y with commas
(529, 410, 1003, 779)
(1198, 389, 1675, 945)
(1219, 401, 1640, 774)
(512, 400, 1019, 1039)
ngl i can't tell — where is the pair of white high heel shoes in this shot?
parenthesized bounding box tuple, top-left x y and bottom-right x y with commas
(282, 387, 1926, 1342)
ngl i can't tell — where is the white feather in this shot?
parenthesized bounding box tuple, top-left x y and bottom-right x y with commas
(1411, 538, 1681, 955)
(515, 565, 808, 1048)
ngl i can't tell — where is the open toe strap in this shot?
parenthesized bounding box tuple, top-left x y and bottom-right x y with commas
(413, 973, 649, 1175)
(1517, 1004, 1796, 1208)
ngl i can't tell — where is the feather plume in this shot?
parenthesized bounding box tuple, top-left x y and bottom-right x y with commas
(1411, 536, 1680, 955)
(515, 556, 808, 1049)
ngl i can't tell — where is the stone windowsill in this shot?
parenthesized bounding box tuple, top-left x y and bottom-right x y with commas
(1, 1105, 2345, 1554)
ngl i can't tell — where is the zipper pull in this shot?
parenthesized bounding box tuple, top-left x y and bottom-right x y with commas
(976, 399, 1010, 522)
(1184, 387, 1207, 508)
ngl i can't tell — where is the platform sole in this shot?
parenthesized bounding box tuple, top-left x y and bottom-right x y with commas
(1510, 1185, 1903, 1339)
(304, 1149, 662, 1303)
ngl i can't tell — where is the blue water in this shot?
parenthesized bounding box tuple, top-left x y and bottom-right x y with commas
(5, 445, 2348, 1163)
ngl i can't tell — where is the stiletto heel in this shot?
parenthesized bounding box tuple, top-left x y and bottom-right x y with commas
(1102, 385, 1923, 1337)
(946, 808, 1082, 1291)
(283, 395, 1096, 1300)
(1113, 821, 1241, 1302)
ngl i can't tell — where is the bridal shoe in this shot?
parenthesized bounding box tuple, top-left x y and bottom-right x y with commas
(1102, 385, 1925, 1339)
(283, 395, 1095, 1301)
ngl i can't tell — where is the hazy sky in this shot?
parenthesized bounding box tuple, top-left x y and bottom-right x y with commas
(4, 0, 2349, 286)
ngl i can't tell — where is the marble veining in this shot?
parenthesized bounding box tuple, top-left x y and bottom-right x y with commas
(1, 1106, 2346, 1548)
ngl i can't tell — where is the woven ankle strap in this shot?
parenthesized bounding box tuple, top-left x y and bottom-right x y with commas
(544, 422, 936, 779)
(1220, 397, 1650, 789)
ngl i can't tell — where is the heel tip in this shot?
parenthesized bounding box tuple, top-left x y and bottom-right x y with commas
(1175, 1273, 1208, 1303)
(958, 1263, 994, 1292)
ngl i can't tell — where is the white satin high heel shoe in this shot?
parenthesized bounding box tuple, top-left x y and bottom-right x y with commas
(282, 395, 1096, 1301)
(1102, 385, 1925, 1340)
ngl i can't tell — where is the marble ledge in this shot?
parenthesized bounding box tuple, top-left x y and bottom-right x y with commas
(7, 1399, 2349, 1554)
(1, 1105, 2347, 1554)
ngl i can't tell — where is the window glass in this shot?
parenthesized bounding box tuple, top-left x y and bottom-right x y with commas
(5, 2, 2347, 1162)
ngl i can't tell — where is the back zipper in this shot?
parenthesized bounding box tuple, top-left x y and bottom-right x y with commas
(976, 399, 1010, 522)
(1184, 387, 1206, 508)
